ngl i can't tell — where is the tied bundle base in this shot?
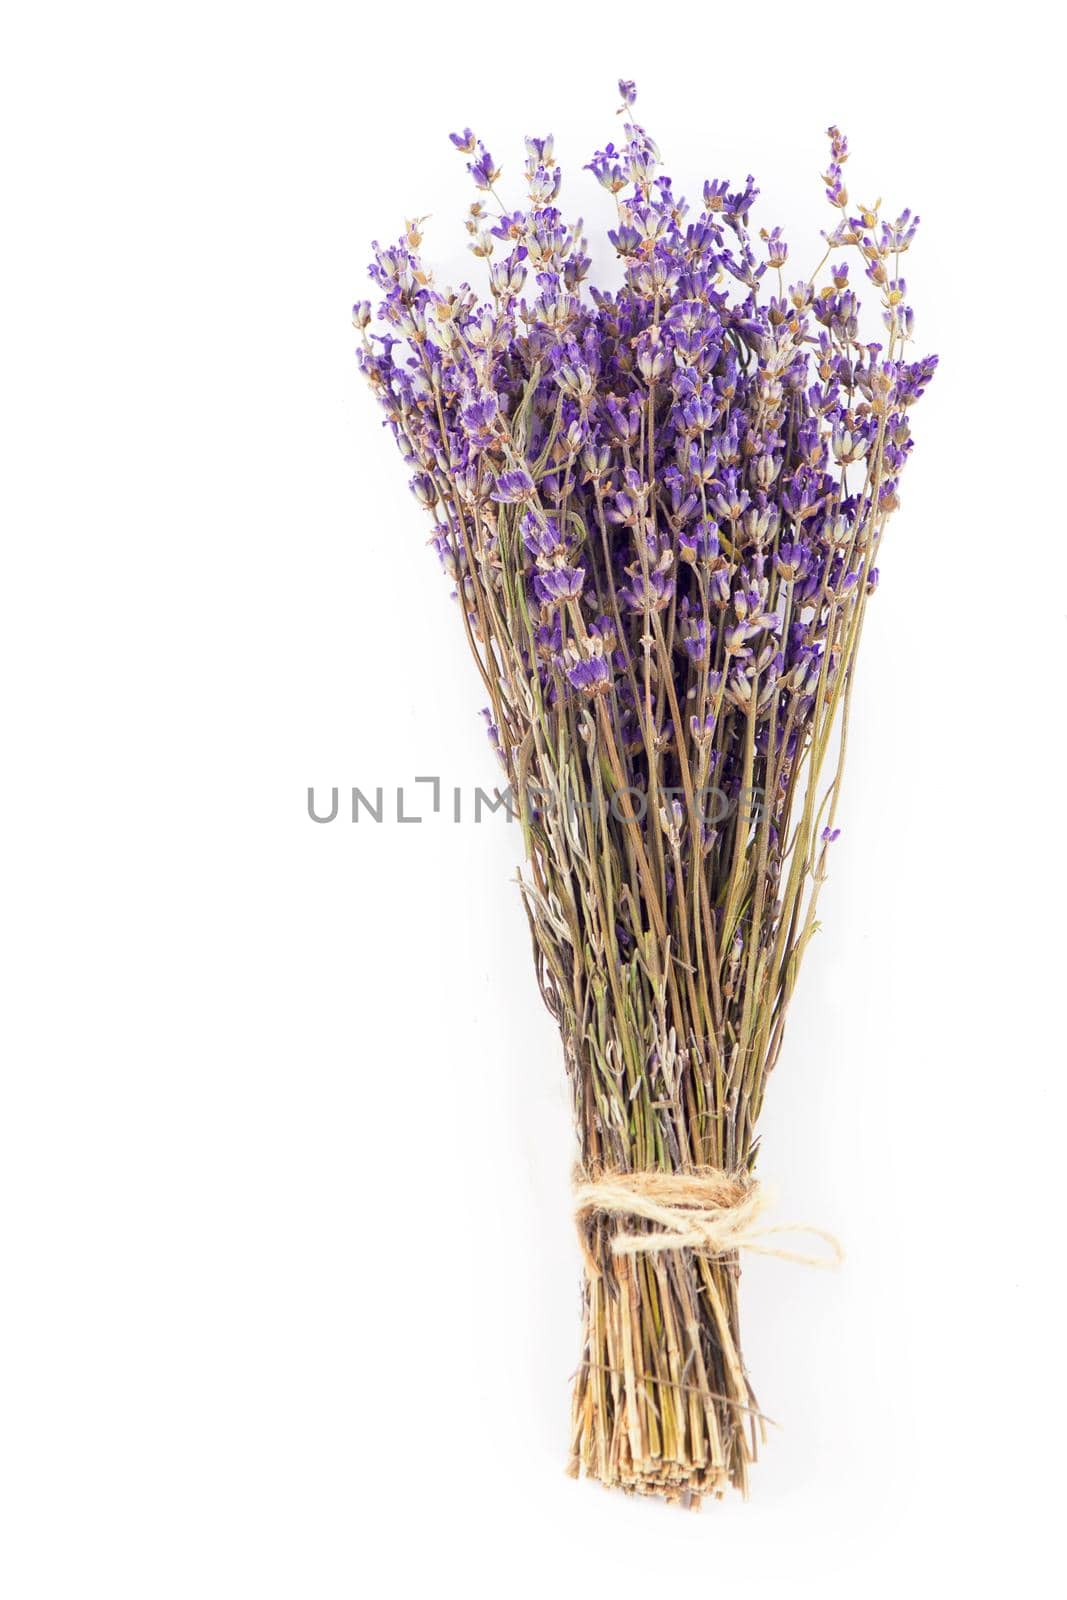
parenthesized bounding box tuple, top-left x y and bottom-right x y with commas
(568, 1170, 766, 1506)
(568, 1232, 758, 1506)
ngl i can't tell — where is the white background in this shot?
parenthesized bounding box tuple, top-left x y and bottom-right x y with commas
(2, 4, 1064, 1595)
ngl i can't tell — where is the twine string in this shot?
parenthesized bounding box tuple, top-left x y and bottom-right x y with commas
(573, 1166, 843, 1273)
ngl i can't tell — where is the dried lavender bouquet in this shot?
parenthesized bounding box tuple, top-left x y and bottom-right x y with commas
(356, 82, 935, 1505)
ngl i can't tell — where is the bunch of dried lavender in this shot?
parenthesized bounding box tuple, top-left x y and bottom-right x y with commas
(355, 82, 935, 1505)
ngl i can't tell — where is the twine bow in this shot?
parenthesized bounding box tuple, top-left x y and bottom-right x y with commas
(573, 1166, 843, 1275)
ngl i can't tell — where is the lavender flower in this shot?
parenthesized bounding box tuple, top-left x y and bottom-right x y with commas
(491, 469, 536, 503)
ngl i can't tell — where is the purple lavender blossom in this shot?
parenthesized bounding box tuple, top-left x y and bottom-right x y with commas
(567, 656, 612, 695)
(535, 565, 586, 605)
(491, 469, 536, 503)
(357, 81, 935, 884)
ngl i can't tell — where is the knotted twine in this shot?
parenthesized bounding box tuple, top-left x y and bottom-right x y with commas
(572, 1166, 843, 1276)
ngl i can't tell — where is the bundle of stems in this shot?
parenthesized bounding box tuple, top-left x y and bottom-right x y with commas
(356, 82, 934, 1504)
